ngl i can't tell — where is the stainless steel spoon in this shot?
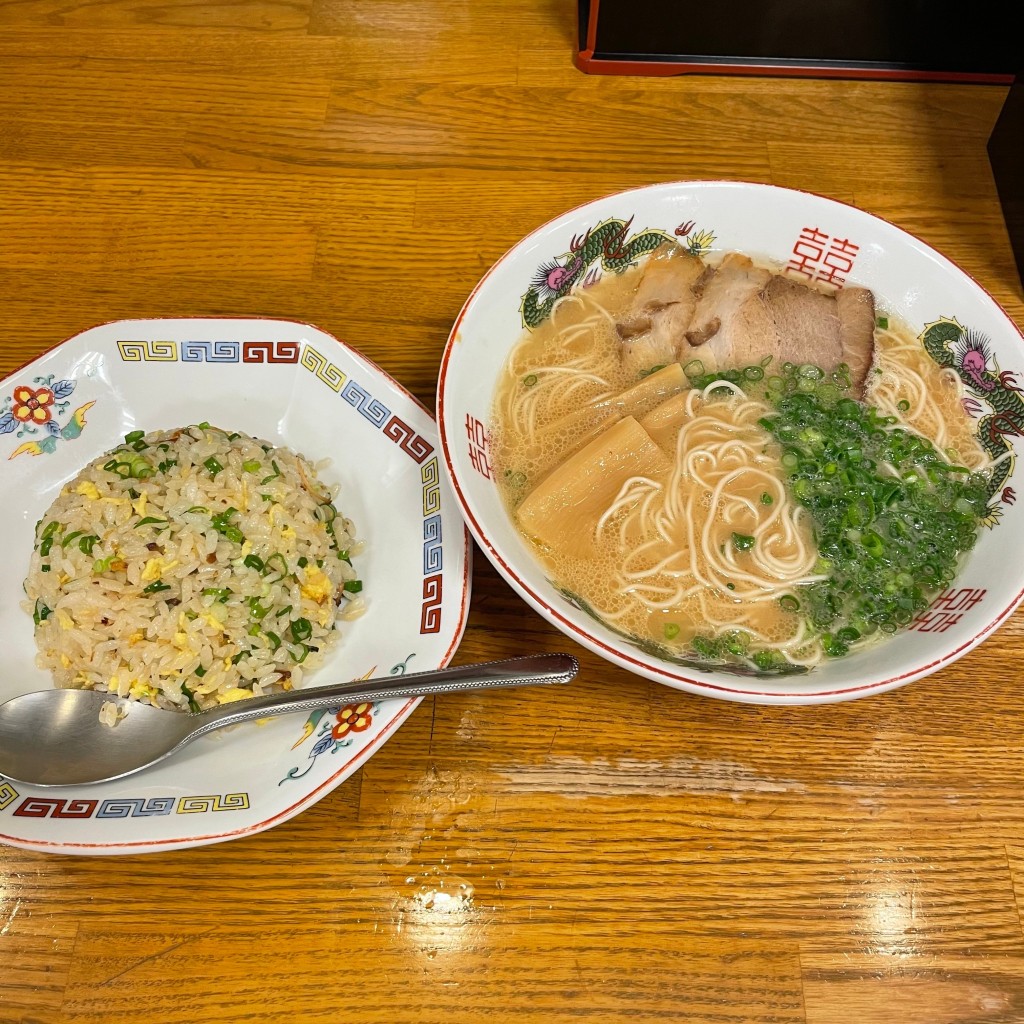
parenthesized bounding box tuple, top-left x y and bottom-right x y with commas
(0, 653, 578, 788)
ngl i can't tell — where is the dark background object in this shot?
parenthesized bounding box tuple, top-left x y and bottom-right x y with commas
(988, 70, 1024, 290)
(576, 0, 1016, 82)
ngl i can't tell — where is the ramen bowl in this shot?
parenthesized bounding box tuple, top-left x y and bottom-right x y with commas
(437, 180, 1024, 705)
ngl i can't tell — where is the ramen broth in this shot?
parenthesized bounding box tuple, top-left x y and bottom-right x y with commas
(491, 253, 990, 670)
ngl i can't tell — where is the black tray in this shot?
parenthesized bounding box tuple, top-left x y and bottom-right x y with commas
(576, 0, 1015, 83)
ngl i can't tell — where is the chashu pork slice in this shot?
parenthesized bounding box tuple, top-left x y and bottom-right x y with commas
(684, 258, 877, 398)
(836, 286, 876, 396)
(760, 277, 875, 397)
(684, 253, 773, 371)
(615, 243, 705, 375)
(767, 276, 843, 370)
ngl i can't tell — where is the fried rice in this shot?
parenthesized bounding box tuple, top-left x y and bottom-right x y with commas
(23, 423, 362, 713)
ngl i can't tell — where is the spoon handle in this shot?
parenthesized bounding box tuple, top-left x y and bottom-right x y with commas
(185, 653, 578, 741)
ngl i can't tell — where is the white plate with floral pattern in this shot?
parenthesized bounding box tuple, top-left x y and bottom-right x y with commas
(438, 180, 1024, 704)
(0, 318, 471, 855)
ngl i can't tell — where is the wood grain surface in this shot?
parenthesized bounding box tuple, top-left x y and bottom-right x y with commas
(3, 2, 1024, 1022)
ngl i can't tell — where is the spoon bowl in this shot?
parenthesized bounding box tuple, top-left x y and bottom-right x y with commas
(0, 654, 578, 787)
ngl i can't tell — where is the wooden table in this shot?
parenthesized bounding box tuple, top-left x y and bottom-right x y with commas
(3, 3, 1024, 1022)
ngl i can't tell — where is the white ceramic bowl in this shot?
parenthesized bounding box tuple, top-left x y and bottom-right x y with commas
(438, 180, 1024, 705)
(0, 318, 470, 854)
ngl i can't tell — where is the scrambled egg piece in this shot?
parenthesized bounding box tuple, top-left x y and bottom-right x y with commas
(216, 688, 252, 704)
(300, 565, 332, 605)
(140, 557, 178, 582)
(75, 481, 101, 500)
(132, 491, 148, 517)
(202, 610, 225, 630)
(129, 680, 160, 702)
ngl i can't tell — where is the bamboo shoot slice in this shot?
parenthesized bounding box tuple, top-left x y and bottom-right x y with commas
(516, 415, 671, 555)
(535, 361, 688, 451)
(639, 392, 692, 454)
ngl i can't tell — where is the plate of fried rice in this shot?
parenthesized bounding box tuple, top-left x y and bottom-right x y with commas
(0, 318, 471, 855)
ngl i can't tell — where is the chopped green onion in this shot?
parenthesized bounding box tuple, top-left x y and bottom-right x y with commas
(78, 535, 100, 555)
(821, 633, 849, 657)
(861, 530, 885, 558)
(180, 683, 201, 714)
(289, 617, 313, 643)
(760, 492, 774, 505)
(522, 374, 538, 387)
(260, 461, 282, 485)
(135, 517, 168, 529)
(343, 579, 363, 594)
(104, 454, 154, 479)
(143, 581, 171, 594)
(242, 459, 261, 473)
(211, 508, 245, 545)
(61, 530, 85, 548)
(38, 521, 61, 554)
(243, 554, 265, 572)
(731, 533, 755, 551)
(203, 456, 223, 477)
(194, 665, 207, 677)
(202, 587, 231, 602)
(93, 554, 119, 573)
(32, 600, 51, 626)
(315, 502, 338, 524)
(663, 622, 680, 640)
(124, 430, 145, 444)
(779, 595, 800, 612)
(264, 552, 288, 579)
(264, 630, 282, 651)
(297, 556, 308, 568)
